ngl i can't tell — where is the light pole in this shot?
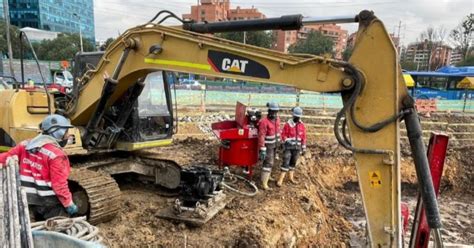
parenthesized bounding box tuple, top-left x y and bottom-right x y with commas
(3, 0, 16, 79)
(73, 13, 83, 53)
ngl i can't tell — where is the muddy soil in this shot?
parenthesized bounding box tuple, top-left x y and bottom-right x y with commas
(96, 134, 473, 247)
(99, 138, 351, 247)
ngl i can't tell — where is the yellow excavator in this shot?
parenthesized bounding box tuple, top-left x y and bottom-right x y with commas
(0, 10, 443, 247)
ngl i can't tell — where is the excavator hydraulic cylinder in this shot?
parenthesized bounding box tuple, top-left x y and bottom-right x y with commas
(404, 108, 443, 245)
(84, 77, 118, 146)
(183, 15, 304, 33)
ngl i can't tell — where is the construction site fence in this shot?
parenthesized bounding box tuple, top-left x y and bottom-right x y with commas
(174, 88, 474, 113)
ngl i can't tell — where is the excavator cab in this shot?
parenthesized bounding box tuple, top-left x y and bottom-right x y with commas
(70, 52, 176, 151)
(115, 71, 175, 150)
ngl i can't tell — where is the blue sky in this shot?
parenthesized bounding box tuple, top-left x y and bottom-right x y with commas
(94, 0, 473, 46)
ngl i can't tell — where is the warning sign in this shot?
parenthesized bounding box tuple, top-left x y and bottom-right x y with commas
(369, 171, 382, 188)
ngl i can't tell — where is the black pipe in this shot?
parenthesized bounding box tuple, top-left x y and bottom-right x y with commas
(83, 77, 118, 146)
(112, 48, 131, 80)
(404, 107, 442, 229)
(183, 14, 303, 33)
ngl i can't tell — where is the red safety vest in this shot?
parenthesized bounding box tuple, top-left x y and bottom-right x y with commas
(258, 117, 281, 151)
(281, 119, 307, 149)
(0, 139, 73, 207)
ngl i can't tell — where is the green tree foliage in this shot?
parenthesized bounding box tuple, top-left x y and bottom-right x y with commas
(450, 14, 473, 60)
(342, 46, 353, 61)
(100, 37, 115, 51)
(32, 33, 95, 61)
(0, 20, 23, 58)
(456, 55, 474, 66)
(400, 60, 418, 70)
(216, 31, 275, 49)
(288, 31, 334, 56)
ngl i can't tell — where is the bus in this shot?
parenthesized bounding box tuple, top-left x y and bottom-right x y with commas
(404, 66, 474, 100)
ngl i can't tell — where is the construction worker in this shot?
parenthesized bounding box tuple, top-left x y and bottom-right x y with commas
(27, 78, 35, 88)
(0, 114, 78, 220)
(258, 102, 281, 190)
(277, 106, 307, 187)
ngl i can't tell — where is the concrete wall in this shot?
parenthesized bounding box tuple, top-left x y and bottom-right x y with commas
(1, 59, 62, 83)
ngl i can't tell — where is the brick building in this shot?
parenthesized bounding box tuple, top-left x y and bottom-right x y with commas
(405, 41, 452, 70)
(275, 24, 348, 59)
(183, 1, 348, 58)
(182, 0, 265, 22)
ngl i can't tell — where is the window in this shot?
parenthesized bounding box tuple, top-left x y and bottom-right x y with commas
(138, 71, 170, 117)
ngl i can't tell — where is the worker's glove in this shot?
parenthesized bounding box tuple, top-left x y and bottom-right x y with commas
(66, 203, 79, 216)
(259, 150, 267, 161)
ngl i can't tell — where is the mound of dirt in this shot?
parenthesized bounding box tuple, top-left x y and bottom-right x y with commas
(98, 139, 352, 247)
(98, 132, 472, 247)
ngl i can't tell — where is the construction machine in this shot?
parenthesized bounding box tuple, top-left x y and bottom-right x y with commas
(0, 10, 444, 247)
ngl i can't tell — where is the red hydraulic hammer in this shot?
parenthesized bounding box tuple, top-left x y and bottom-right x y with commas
(409, 133, 449, 248)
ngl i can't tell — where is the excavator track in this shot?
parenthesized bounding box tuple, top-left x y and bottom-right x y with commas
(69, 168, 121, 225)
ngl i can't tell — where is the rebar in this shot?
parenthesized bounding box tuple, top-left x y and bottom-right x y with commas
(1, 157, 33, 248)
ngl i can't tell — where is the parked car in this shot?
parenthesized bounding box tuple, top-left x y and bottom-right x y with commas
(179, 78, 201, 86)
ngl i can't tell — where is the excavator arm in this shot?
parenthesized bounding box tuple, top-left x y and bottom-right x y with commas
(63, 10, 441, 247)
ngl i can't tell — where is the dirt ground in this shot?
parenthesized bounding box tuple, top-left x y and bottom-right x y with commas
(95, 132, 473, 247)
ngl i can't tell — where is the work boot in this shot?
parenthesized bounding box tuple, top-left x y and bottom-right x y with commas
(276, 172, 287, 187)
(269, 175, 276, 182)
(288, 171, 297, 184)
(260, 171, 272, 191)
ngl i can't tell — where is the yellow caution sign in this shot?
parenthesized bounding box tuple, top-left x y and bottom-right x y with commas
(369, 171, 382, 188)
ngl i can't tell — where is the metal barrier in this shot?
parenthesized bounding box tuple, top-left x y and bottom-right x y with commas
(174, 89, 473, 113)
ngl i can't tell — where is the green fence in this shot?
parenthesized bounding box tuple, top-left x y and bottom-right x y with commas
(175, 89, 474, 112)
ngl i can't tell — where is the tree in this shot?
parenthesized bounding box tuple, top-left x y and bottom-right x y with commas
(342, 46, 353, 61)
(456, 55, 474, 66)
(450, 14, 474, 60)
(0, 20, 23, 58)
(400, 60, 418, 70)
(288, 31, 334, 56)
(100, 37, 115, 51)
(419, 26, 448, 70)
(216, 31, 275, 49)
(32, 33, 95, 61)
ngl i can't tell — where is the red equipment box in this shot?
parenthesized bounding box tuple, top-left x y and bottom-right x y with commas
(211, 102, 259, 177)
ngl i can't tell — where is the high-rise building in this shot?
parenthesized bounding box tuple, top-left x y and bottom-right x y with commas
(405, 41, 452, 70)
(5, 0, 95, 41)
(450, 48, 463, 65)
(275, 24, 348, 59)
(183, 0, 265, 23)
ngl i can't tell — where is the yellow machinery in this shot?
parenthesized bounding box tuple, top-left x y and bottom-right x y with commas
(0, 10, 443, 247)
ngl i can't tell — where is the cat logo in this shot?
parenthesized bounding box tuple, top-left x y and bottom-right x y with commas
(221, 58, 249, 73)
(207, 50, 270, 79)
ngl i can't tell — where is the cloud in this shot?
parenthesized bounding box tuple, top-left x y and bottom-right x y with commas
(94, 0, 473, 46)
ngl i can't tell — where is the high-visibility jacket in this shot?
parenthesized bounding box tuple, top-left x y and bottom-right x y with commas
(281, 119, 307, 149)
(258, 117, 281, 151)
(0, 136, 73, 207)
